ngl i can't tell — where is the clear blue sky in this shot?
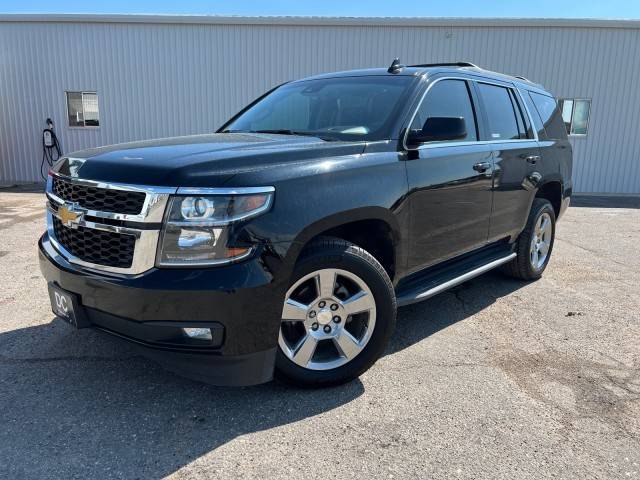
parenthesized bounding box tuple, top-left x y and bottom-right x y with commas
(2, 0, 640, 18)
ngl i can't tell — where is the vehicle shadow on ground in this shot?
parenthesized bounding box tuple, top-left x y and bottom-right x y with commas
(388, 270, 529, 356)
(0, 271, 527, 478)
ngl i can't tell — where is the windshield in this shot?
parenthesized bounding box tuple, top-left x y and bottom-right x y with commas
(224, 76, 416, 141)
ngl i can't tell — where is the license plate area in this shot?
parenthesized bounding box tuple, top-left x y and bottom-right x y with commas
(47, 284, 89, 328)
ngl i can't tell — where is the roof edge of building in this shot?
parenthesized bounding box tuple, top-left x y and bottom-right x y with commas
(1, 14, 640, 29)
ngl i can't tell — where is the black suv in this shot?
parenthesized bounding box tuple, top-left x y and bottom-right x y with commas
(39, 61, 572, 387)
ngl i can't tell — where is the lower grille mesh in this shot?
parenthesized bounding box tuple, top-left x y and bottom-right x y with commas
(52, 217, 136, 269)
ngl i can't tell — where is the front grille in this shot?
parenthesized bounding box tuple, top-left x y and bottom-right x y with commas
(52, 176, 146, 215)
(52, 217, 136, 268)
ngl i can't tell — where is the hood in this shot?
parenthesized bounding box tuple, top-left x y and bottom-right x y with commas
(57, 133, 367, 187)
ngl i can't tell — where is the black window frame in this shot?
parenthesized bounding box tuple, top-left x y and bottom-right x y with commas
(473, 81, 525, 142)
(509, 89, 535, 139)
(522, 90, 547, 140)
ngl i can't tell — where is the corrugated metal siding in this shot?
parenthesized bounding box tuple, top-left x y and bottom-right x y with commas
(0, 18, 638, 193)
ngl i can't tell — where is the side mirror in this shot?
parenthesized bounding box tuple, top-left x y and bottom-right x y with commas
(407, 117, 467, 146)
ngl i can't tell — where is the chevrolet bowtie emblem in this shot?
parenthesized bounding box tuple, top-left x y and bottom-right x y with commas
(58, 204, 83, 228)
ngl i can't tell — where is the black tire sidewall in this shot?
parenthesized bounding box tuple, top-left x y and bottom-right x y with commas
(275, 241, 396, 387)
(521, 199, 556, 278)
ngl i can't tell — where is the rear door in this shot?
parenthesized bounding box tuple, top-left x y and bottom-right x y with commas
(472, 81, 541, 242)
(404, 77, 495, 272)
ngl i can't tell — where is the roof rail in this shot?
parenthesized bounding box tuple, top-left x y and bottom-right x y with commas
(513, 75, 532, 82)
(409, 62, 480, 68)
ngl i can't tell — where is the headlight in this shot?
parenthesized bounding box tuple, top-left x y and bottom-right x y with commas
(157, 189, 274, 266)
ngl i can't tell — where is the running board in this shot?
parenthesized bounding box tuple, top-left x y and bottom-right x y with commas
(396, 252, 516, 307)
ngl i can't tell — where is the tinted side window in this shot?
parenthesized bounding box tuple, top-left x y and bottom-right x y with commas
(522, 92, 546, 139)
(529, 92, 568, 140)
(477, 83, 520, 140)
(508, 89, 526, 138)
(411, 79, 478, 142)
(510, 89, 534, 139)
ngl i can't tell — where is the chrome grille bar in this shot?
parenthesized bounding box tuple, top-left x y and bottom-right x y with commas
(46, 173, 177, 275)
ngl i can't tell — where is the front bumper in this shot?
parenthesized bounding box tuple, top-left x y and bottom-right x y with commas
(38, 233, 286, 386)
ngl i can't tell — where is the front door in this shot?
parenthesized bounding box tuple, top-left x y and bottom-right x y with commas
(404, 78, 494, 273)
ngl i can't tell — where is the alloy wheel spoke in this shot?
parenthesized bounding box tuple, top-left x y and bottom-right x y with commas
(316, 270, 336, 299)
(540, 216, 550, 235)
(535, 216, 543, 235)
(531, 249, 539, 266)
(333, 329, 362, 360)
(281, 298, 309, 321)
(279, 267, 378, 371)
(292, 334, 318, 367)
(538, 241, 550, 256)
(342, 290, 374, 316)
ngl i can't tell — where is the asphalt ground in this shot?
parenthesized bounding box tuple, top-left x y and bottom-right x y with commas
(0, 189, 638, 479)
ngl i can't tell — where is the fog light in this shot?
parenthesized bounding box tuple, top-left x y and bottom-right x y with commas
(183, 327, 213, 341)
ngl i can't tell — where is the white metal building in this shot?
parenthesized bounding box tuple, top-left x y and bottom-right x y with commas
(1, 14, 639, 194)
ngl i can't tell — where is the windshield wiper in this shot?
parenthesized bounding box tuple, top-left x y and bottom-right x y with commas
(252, 129, 311, 136)
(230, 129, 336, 141)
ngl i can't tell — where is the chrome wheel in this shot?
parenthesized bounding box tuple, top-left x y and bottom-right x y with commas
(279, 268, 377, 371)
(530, 212, 552, 270)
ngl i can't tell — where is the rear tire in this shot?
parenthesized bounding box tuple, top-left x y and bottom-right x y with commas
(275, 237, 396, 388)
(502, 198, 556, 281)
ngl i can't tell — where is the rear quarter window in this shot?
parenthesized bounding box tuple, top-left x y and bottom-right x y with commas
(529, 92, 568, 140)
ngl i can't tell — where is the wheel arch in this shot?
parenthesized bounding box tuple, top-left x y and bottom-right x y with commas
(285, 207, 401, 281)
(535, 180, 563, 218)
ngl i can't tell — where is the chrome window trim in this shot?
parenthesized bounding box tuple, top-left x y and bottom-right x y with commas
(403, 76, 470, 151)
(409, 139, 539, 150)
(403, 75, 540, 151)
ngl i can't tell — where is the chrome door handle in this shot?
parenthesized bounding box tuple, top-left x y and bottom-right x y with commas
(473, 162, 491, 173)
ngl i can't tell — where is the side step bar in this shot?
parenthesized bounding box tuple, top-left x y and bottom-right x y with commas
(396, 253, 516, 307)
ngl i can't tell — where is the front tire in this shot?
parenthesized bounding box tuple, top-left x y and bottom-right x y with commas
(275, 237, 396, 388)
(502, 198, 556, 280)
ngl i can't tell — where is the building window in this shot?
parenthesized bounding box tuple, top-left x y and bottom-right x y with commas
(559, 98, 590, 136)
(66, 91, 100, 127)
